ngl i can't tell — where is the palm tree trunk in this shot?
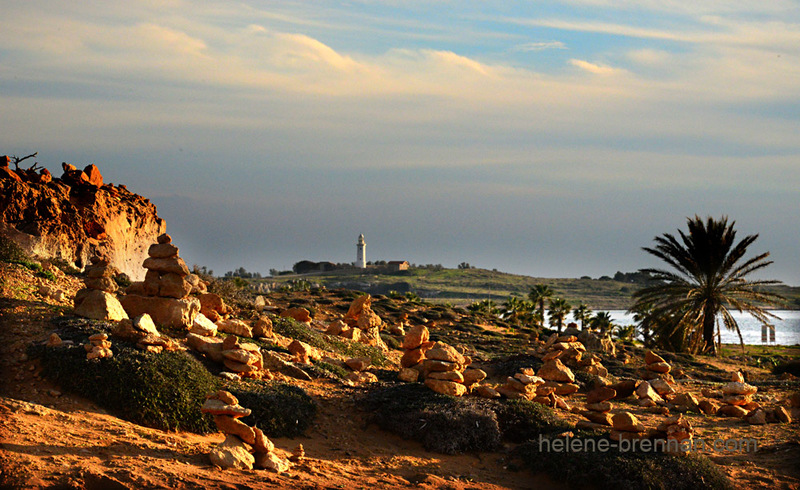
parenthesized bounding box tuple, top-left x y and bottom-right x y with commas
(702, 304, 717, 356)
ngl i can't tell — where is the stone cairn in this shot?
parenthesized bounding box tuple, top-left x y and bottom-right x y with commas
(325, 295, 387, 351)
(120, 234, 200, 328)
(396, 325, 485, 396)
(84, 333, 113, 360)
(113, 313, 178, 354)
(709, 371, 758, 418)
(202, 390, 290, 473)
(73, 256, 129, 322)
(610, 411, 646, 441)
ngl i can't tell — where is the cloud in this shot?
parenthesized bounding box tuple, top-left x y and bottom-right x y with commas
(627, 49, 673, 65)
(514, 41, 568, 52)
(569, 59, 620, 75)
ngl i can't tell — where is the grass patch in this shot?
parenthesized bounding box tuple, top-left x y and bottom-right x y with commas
(363, 383, 501, 454)
(272, 316, 388, 366)
(312, 360, 348, 379)
(513, 433, 732, 490)
(31, 341, 220, 433)
(228, 380, 317, 438)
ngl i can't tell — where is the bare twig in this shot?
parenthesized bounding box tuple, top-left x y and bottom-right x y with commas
(10, 152, 38, 171)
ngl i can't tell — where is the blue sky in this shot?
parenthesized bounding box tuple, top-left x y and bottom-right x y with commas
(2, 1, 799, 284)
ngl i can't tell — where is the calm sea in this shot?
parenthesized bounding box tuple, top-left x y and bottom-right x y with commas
(596, 310, 800, 346)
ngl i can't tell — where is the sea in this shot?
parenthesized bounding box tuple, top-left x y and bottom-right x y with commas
(588, 310, 800, 346)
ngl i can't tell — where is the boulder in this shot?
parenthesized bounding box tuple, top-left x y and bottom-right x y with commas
(255, 452, 291, 474)
(216, 318, 253, 338)
(281, 307, 312, 323)
(649, 379, 675, 396)
(252, 316, 273, 338)
(612, 412, 645, 432)
(253, 427, 274, 453)
(537, 359, 575, 383)
(74, 289, 129, 321)
(132, 313, 160, 336)
(84, 277, 118, 292)
(186, 333, 224, 362)
(722, 382, 758, 396)
(425, 342, 466, 364)
(201, 398, 251, 418)
(83, 164, 103, 187)
(635, 381, 664, 404)
(398, 368, 420, 383)
(403, 325, 430, 350)
(356, 309, 383, 330)
(586, 386, 617, 404)
(745, 409, 767, 425)
(424, 378, 467, 396)
(214, 415, 256, 444)
(199, 293, 227, 321)
(158, 272, 191, 299)
(462, 368, 487, 385)
(190, 313, 218, 337)
(344, 294, 372, 320)
(345, 358, 371, 372)
(401, 347, 426, 368)
(698, 399, 720, 415)
(148, 243, 179, 258)
(120, 294, 199, 328)
(209, 434, 254, 470)
(142, 256, 190, 276)
(717, 405, 748, 418)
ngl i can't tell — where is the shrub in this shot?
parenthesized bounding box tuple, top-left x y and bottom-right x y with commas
(0, 236, 29, 264)
(228, 380, 317, 438)
(495, 399, 571, 443)
(774, 359, 800, 377)
(36, 270, 56, 281)
(309, 360, 348, 380)
(272, 317, 388, 366)
(513, 433, 732, 490)
(363, 383, 501, 454)
(33, 341, 220, 433)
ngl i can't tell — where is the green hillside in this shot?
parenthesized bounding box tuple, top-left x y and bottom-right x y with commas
(252, 266, 800, 311)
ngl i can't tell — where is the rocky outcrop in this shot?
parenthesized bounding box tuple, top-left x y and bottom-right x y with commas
(0, 159, 165, 280)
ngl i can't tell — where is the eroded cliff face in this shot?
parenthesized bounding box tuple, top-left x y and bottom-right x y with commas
(1, 158, 165, 281)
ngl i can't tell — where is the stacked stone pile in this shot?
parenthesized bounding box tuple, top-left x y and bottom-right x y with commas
(717, 371, 758, 418)
(324, 295, 387, 351)
(84, 333, 113, 360)
(113, 313, 178, 353)
(579, 386, 617, 427)
(642, 350, 672, 379)
(203, 391, 290, 472)
(634, 380, 665, 408)
(121, 234, 200, 328)
(396, 325, 479, 396)
(73, 256, 129, 321)
(655, 414, 693, 451)
(344, 357, 379, 384)
(540, 334, 609, 378)
(198, 293, 231, 322)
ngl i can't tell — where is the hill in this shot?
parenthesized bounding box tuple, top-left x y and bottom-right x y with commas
(250, 267, 800, 311)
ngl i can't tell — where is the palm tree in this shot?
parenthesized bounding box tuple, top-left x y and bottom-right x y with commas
(573, 303, 592, 331)
(548, 297, 571, 333)
(528, 284, 554, 327)
(632, 216, 784, 355)
(590, 311, 614, 335)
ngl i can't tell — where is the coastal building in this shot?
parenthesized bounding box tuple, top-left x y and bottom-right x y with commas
(387, 260, 410, 271)
(356, 234, 366, 269)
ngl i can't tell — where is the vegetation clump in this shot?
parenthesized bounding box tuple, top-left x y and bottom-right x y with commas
(513, 433, 732, 490)
(495, 399, 571, 443)
(364, 383, 501, 454)
(228, 380, 317, 438)
(32, 338, 220, 433)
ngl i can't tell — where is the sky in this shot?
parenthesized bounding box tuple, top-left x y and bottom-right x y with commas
(1, 1, 799, 284)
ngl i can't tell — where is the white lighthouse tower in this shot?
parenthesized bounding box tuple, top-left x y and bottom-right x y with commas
(356, 234, 366, 268)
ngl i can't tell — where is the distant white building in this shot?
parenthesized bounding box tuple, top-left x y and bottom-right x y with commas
(356, 233, 366, 268)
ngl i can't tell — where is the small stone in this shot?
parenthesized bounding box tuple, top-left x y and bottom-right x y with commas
(722, 382, 758, 396)
(345, 357, 371, 372)
(190, 313, 218, 337)
(214, 415, 255, 445)
(645, 350, 666, 365)
(537, 358, 575, 383)
(585, 401, 613, 412)
(216, 319, 253, 338)
(253, 426, 275, 453)
(157, 233, 172, 244)
(255, 451, 291, 473)
(698, 399, 720, 415)
(148, 243, 179, 258)
(427, 370, 464, 383)
(403, 325, 430, 350)
(424, 378, 467, 396)
(201, 398, 251, 418)
(290, 444, 305, 462)
(745, 408, 767, 425)
(586, 386, 617, 404)
(462, 368, 487, 385)
(46, 333, 62, 347)
(398, 368, 420, 383)
(717, 405, 748, 418)
(646, 362, 671, 374)
(774, 406, 792, 424)
(475, 384, 502, 399)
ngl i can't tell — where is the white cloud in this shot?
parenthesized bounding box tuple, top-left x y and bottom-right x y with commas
(514, 41, 568, 52)
(569, 59, 620, 75)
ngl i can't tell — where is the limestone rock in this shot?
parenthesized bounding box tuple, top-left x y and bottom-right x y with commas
(209, 434, 254, 470)
(698, 399, 720, 415)
(253, 427, 275, 453)
(398, 368, 420, 383)
(612, 412, 645, 432)
(425, 342, 466, 364)
(74, 289, 129, 321)
(199, 293, 227, 321)
(148, 243, 179, 258)
(717, 405, 748, 418)
(190, 313, 218, 337)
(585, 401, 613, 412)
(645, 350, 666, 365)
(722, 382, 758, 396)
(401, 347, 426, 368)
(462, 368, 487, 385)
(214, 415, 256, 444)
(186, 333, 224, 362)
(345, 358, 371, 372)
(424, 378, 467, 396)
(428, 370, 465, 383)
(581, 410, 613, 426)
(348, 371, 379, 383)
(403, 325, 430, 350)
(775, 406, 792, 424)
(120, 294, 199, 329)
(216, 318, 253, 338)
(475, 385, 502, 399)
(142, 256, 190, 276)
(646, 362, 671, 374)
(201, 398, 252, 418)
(281, 307, 312, 323)
(537, 359, 575, 383)
(132, 313, 160, 336)
(255, 451, 291, 473)
(586, 386, 617, 404)
(649, 379, 675, 396)
(252, 316, 273, 338)
(610, 380, 638, 399)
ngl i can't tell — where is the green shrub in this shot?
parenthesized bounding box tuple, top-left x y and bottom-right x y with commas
(513, 434, 732, 490)
(363, 383, 501, 454)
(774, 359, 800, 377)
(33, 342, 220, 433)
(495, 399, 571, 443)
(36, 270, 56, 281)
(272, 317, 388, 366)
(312, 360, 348, 379)
(381, 333, 402, 350)
(0, 236, 29, 264)
(228, 380, 317, 438)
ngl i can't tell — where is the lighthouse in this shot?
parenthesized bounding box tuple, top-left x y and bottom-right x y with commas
(356, 234, 366, 268)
